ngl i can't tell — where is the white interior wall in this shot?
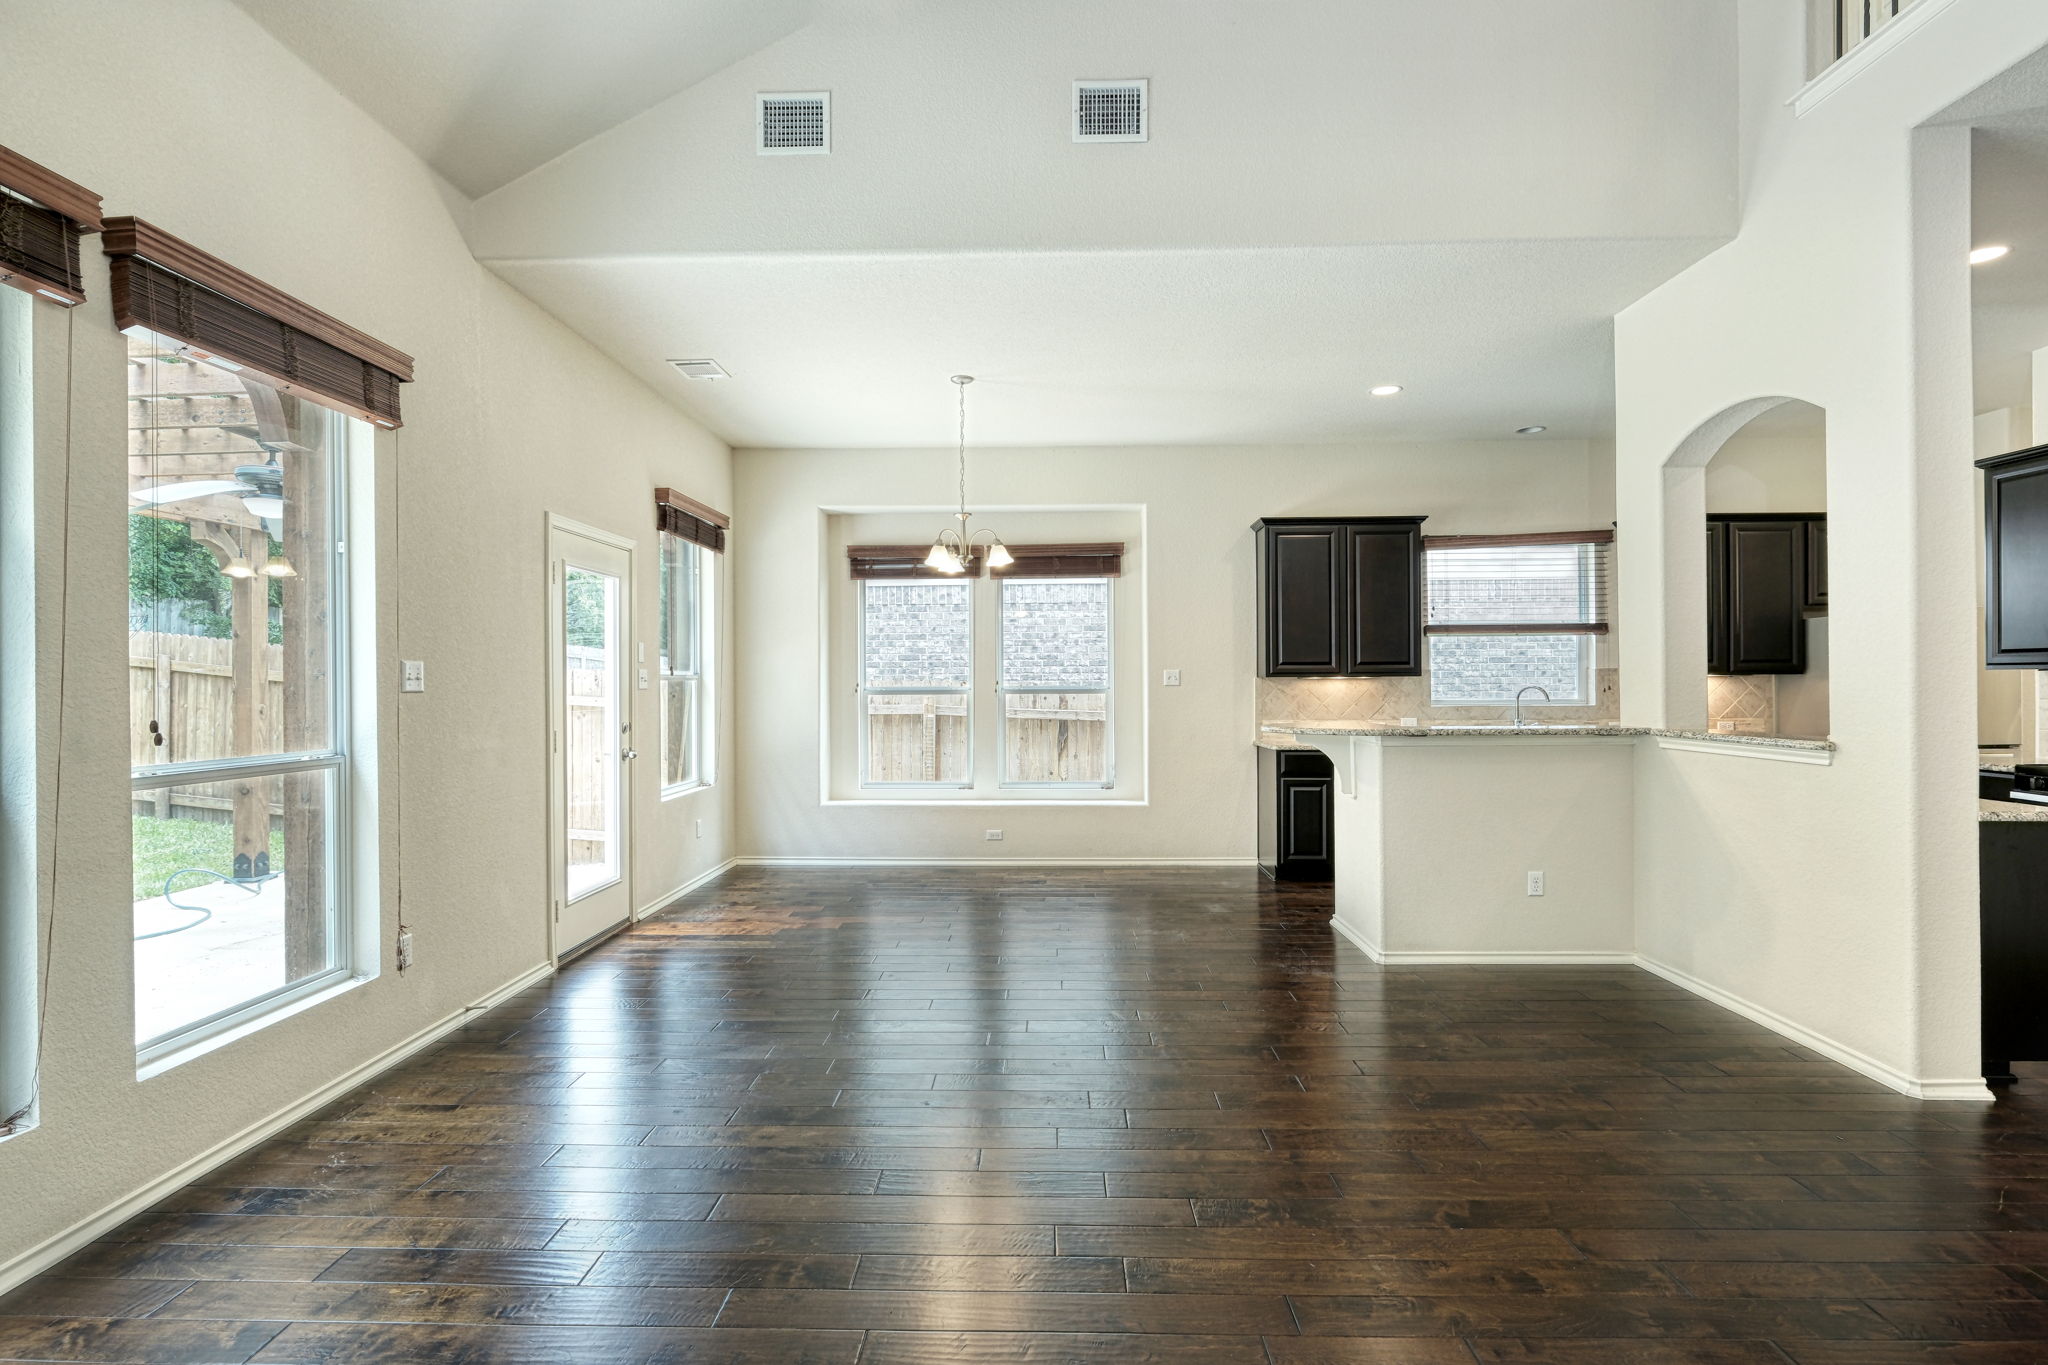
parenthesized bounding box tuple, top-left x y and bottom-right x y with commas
(1704, 434, 1828, 512)
(735, 440, 1611, 862)
(1616, 0, 2048, 1098)
(0, 0, 733, 1287)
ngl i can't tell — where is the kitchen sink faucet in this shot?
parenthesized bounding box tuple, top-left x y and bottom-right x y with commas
(1514, 685, 1552, 726)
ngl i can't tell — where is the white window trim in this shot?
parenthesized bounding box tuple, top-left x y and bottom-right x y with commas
(659, 534, 716, 798)
(856, 577, 975, 790)
(996, 575, 1115, 790)
(129, 388, 367, 1068)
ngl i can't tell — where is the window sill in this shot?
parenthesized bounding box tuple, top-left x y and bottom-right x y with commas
(661, 780, 714, 802)
(137, 970, 370, 1080)
(828, 797, 1149, 808)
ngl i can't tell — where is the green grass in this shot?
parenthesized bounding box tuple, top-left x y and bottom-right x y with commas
(132, 816, 284, 902)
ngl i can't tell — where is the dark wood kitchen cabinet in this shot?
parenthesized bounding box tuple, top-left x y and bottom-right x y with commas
(1981, 818, 2048, 1083)
(1253, 516, 1426, 676)
(1978, 444, 2048, 669)
(1258, 746, 1333, 882)
(1707, 513, 1823, 676)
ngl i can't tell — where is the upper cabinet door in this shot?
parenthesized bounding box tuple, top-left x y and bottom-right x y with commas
(1706, 519, 1731, 676)
(1983, 447, 2048, 669)
(1803, 518, 1828, 612)
(1262, 524, 1345, 675)
(1726, 519, 1808, 674)
(1344, 522, 1423, 675)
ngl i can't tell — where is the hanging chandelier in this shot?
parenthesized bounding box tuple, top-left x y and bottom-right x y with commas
(924, 374, 1013, 574)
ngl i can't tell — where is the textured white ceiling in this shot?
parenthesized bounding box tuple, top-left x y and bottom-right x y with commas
(490, 239, 1720, 448)
(231, 0, 820, 197)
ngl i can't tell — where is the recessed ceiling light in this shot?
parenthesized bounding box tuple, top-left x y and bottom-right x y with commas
(1516, 426, 1548, 435)
(1971, 244, 2012, 265)
(1369, 384, 1403, 397)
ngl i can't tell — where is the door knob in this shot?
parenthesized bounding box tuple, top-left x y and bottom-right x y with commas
(622, 749, 639, 760)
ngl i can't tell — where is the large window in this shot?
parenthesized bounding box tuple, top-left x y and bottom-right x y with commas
(999, 578, 1111, 785)
(1424, 535, 1609, 707)
(658, 532, 715, 793)
(128, 329, 357, 1058)
(859, 580, 973, 785)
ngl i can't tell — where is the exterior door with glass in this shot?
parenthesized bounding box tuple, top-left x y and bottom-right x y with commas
(548, 519, 635, 956)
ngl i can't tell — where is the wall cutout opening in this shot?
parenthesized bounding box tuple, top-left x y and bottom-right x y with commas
(1699, 399, 1831, 740)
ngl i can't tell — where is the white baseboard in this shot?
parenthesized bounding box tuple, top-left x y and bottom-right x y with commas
(1635, 955, 1994, 1104)
(1382, 949, 1638, 965)
(0, 959, 556, 1295)
(1328, 915, 1383, 962)
(635, 857, 739, 921)
(732, 856, 1259, 868)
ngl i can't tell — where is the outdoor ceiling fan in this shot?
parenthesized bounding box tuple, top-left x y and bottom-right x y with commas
(129, 380, 305, 536)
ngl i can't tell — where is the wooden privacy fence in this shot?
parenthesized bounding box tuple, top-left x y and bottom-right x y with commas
(864, 693, 1106, 783)
(129, 632, 285, 822)
(566, 656, 613, 871)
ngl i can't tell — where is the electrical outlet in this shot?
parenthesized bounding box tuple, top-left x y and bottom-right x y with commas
(984, 829, 1004, 842)
(1526, 871, 1545, 897)
(1399, 717, 1418, 727)
(396, 926, 414, 971)
(694, 818, 704, 839)
(1162, 669, 1181, 687)
(400, 659, 426, 693)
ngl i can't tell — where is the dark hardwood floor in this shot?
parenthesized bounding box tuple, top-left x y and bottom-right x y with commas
(7, 865, 2048, 1362)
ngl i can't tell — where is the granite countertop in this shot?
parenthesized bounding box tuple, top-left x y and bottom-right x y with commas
(1253, 734, 1322, 751)
(1983, 798, 2048, 823)
(1259, 721, 1834, 754)
(1982, 760, 2017, 774)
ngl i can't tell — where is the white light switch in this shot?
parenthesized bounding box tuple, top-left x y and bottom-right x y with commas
(400, 660, 426, 693)
(1162, 669, 1181, 687)
(638, 667, 650, 690)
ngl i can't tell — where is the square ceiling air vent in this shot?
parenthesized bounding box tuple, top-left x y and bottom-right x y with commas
(1073, 80, 1147, 142)
(758, 92, 829, 155)
(668, 359, 729, 380)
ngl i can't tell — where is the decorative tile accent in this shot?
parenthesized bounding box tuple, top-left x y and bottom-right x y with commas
(1707, 675, 1776, 735)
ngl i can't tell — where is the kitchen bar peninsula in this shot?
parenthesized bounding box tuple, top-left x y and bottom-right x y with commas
(1259, 721, 1831, 963)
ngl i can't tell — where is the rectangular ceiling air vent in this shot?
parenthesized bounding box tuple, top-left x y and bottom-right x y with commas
(1073, 80, 1147, 142)
(668, 359, 729, 380)
(758, 92, 830, 155)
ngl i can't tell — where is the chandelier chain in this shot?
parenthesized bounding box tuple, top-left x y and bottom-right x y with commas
(957, 378, 968, 518)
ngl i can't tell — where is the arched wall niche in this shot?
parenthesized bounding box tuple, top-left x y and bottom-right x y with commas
(1656, 396, 1829, 733)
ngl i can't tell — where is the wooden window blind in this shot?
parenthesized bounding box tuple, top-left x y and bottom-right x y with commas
(656, 488, 729, 553)
(848, 545, 983, 579)
(990, 542, 1125, 579)
(102, 217, 413, 428)
(0, 144, 102, 307)
(1422, 530, 1612, 636)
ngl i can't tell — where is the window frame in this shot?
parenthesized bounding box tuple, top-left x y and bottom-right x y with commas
(127, 337, 360, 1067)
(995, 574, 1115, 790)
(1422, 537, 1604, 708)
(658, 531, 715, 797)
(856, 577, 975, 790)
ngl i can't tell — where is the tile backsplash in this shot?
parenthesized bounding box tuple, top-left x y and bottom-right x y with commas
(1258, 668, 1620, 732)
(1706, 675, 1777, 735)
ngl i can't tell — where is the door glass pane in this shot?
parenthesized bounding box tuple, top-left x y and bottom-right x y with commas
(1001, 579, 1109, 689)
(564, 566, 621, 902)
(863, 581, 970, 688)
(128, 331, 334, 766)
(1004, 692, 1108, 783)
(132, 767, 335, 1046)
(864, 692, 969, 783)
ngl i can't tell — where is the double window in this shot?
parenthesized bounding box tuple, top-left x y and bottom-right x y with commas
(856, 569, 1116, 790)
(1424, 533, 1611, 707)
(128, 329, 359, 1059)
(658, 530, 716, 793)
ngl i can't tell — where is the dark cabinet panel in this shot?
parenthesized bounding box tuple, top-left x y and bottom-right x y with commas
(1257, 746, 1333, 882)
(1979, 445, 2048, 668)
(1981, 820, 2048, 1082)
(1804, 518, 1829, 612)
(1254, 516, 1425, 677)
(1344, 523, 1423, 675)
(1261, 525, 1344, 675)
(1706, 514, 1818, 676)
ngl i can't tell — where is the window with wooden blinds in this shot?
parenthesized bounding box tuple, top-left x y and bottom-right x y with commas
(847, 545, 983, 579)
(0, 145, 102, 306)
(656, 488, 728, 553)
(991, 543, 1125, 578)
(102, 218, 412, 428)
(1423, 531, 1612, 636)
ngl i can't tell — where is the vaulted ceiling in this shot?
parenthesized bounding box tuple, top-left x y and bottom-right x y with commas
(234, 0, 1745, 448)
